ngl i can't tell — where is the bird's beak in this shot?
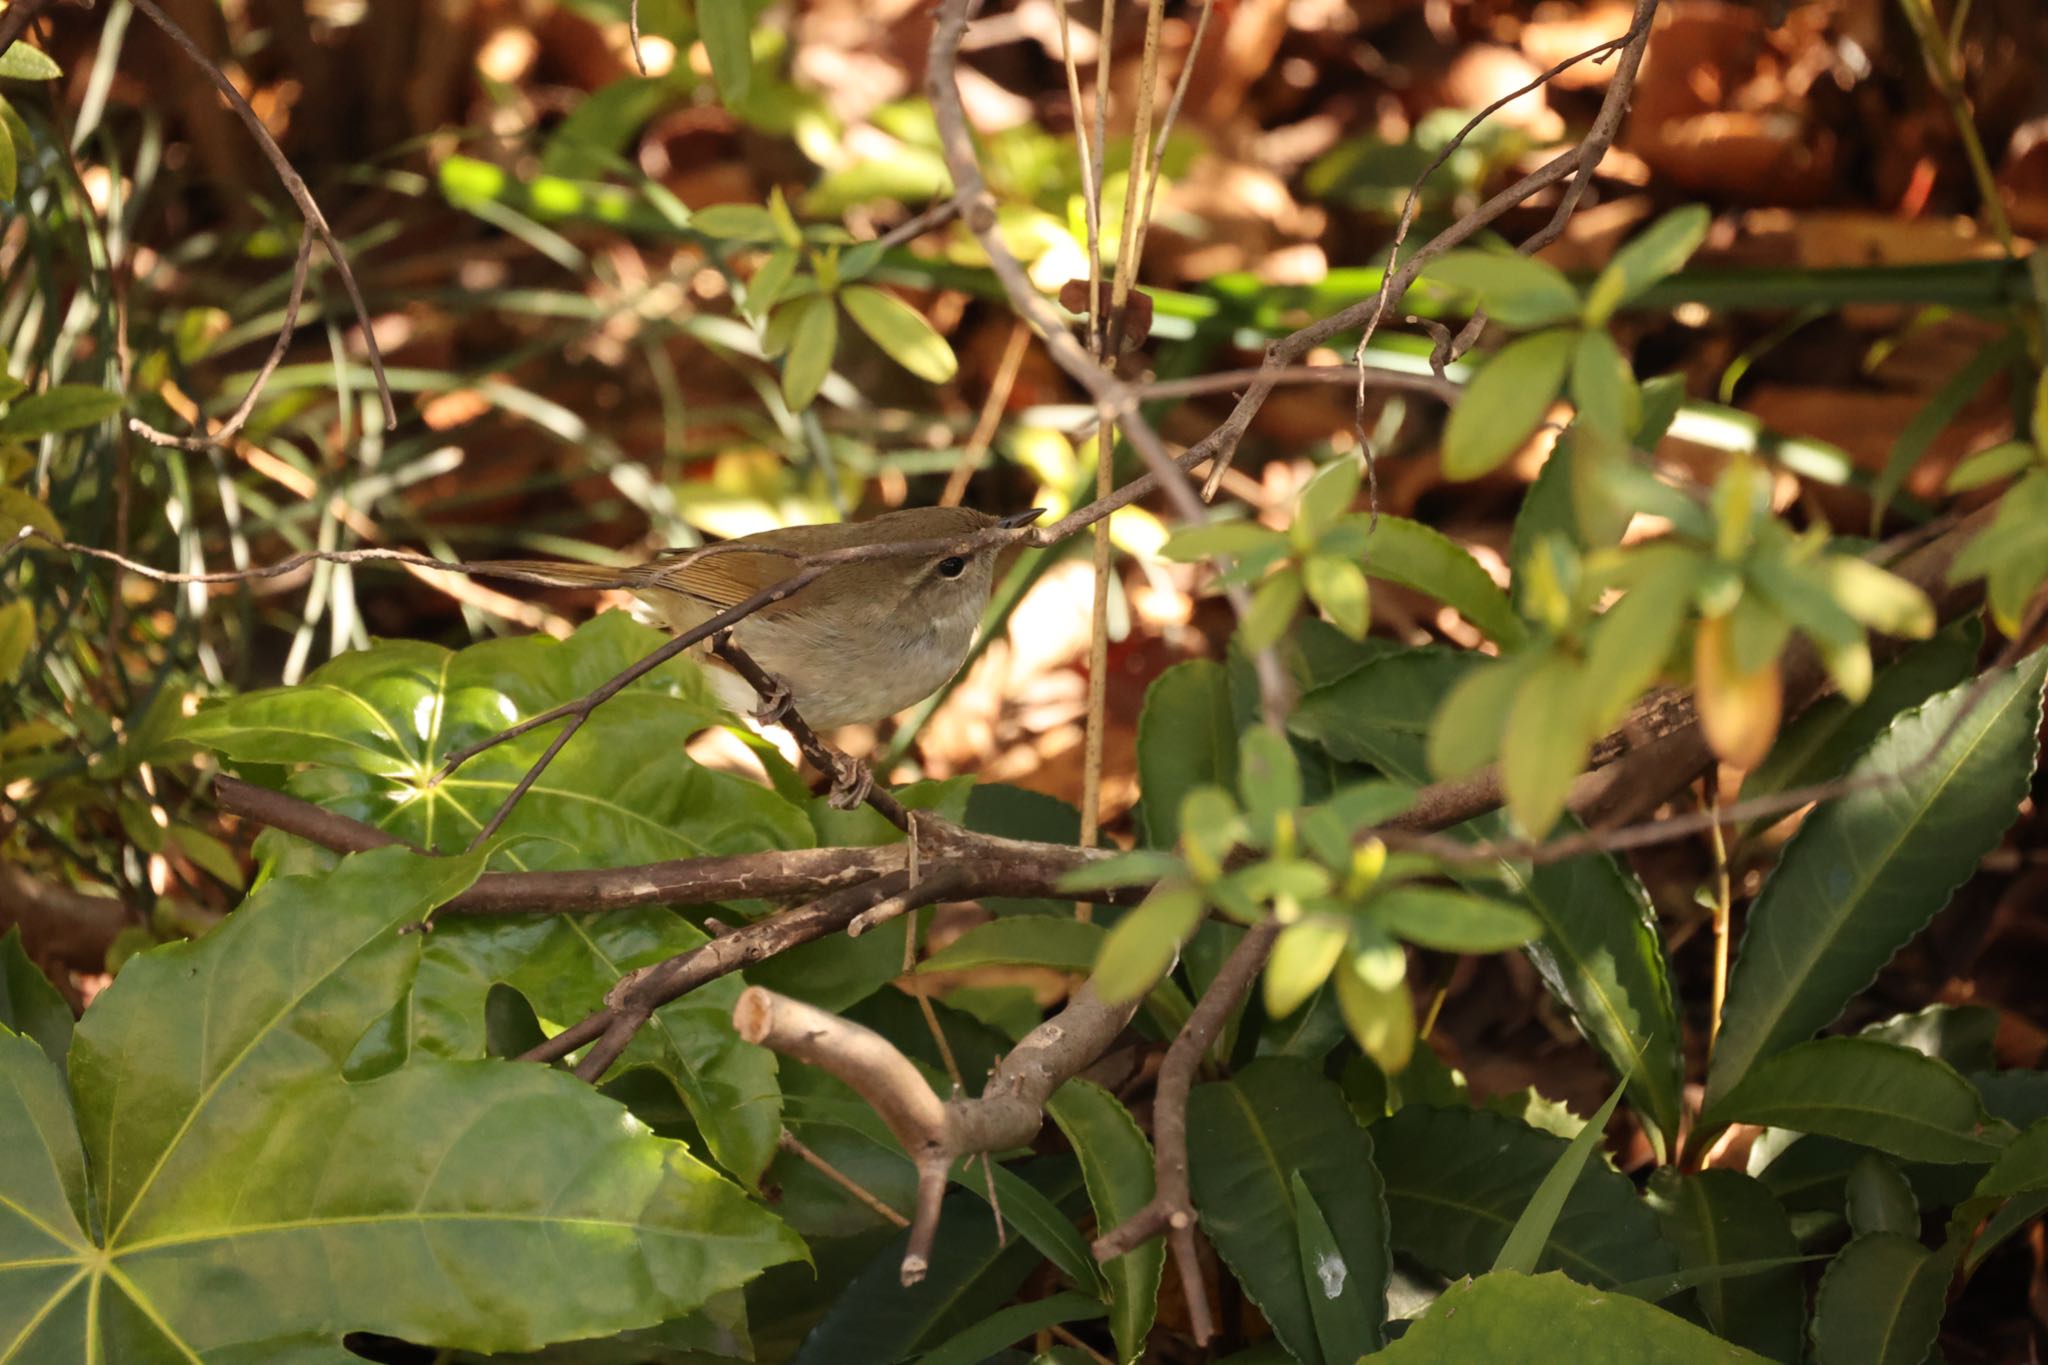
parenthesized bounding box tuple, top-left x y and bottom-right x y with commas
(997, 507, 1048, 529)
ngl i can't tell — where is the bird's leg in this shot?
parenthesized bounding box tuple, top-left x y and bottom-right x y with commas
(749, 674, 796, 727)
(712, 630, 795, 725)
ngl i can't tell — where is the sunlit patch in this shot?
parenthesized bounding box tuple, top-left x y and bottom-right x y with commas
(496, 695, 520, 725)
(1315, 1250, 1348, 1299)
(412, 695, 442, 741)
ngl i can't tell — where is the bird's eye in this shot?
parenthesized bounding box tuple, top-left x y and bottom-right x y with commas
(936, 555, 968, 579)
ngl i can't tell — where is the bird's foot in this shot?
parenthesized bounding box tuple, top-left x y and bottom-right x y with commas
(750, 674, 796, 727)
(826, 751, 874, 810)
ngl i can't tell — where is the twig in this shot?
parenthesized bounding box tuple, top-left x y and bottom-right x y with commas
(0, 0, 92, 61)
(779, 1128, 909, 1227)
(1090, 918, 1277, 1346)
(127, 0, 396, 432)
(940, 319, 1031, 506)
(872, 199, 963, 252)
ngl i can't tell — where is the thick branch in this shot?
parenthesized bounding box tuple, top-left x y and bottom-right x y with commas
(0, 862, 129, 972)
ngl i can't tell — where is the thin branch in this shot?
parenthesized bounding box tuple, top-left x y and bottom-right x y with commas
(713, 633, 909, 827)
(780, 1128, 910, 1227)
(872, 198, 963, 252)
(130, 226, 317, 450)
(128, 0, 396, 431)
(1090, 918, 1277, 1345)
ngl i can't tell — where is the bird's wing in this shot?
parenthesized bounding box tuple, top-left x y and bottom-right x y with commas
(634, 545, 808, 611)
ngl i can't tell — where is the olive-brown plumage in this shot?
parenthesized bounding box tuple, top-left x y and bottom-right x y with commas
(471, 506, 1039, 728)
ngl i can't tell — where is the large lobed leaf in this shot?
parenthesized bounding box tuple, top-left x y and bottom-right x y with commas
(0, 847, 802, 1358)
(1708, 648, 2048, 1105)
(1366, 1270, 1769, 1363)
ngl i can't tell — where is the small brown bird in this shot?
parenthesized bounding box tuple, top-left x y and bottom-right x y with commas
(471, 505, 1043, 730)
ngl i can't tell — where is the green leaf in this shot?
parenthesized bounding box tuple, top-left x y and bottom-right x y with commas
(840, 284, 958, 384)
(915, 1292, 1106, 1365)
(1945, 439, 2035, 492)
(1646, 1170, 1804, 1361)
(1581, 546, 1699, 728)
(1821, 556, 1933, 639)
(1501, 653, 1590, 838)
(1290, 648, 1684, 1155)
(1569, 329, 1641, 438)
(4, 847, 801, 1355)
(1348, 514, 1525, 647)
(1704, 1036, 2008, 1164)
(1368, 886, 1541, 954)
(1291, 1172, 1379, 1365)
(1422, 655, 1520, 779)
(745, 246, 800, 318)
(1137, 660, 1238, 848)
(1188, 1058, 1389, 1363)
(1974, 1116, 2048, 1200)
(1809, 1234, 1960, 1365)
(0, 927, 72, 1068)
(1872, 329, 2025, 526)
(1424, 250, 1582, 329)
(1862, 1000, 1999, 1072)
(1493, 1078, 1628, 1275)
(696, 0, 753, 103)
(922, 915, 1106, 974)
(1238, 724, 1303, 838)
(779, 292, 838, 410)
(1372, 1103, 1675, 1289)
(412, 906, 780, 1185)
(1583, 206, 1712, 324)
(1442, 329, 1576, 480)
(0, 42, 62, 80)
(1369, 1270, 1771, 1363)
(1047, 1081, 1163, 1364)
(1161, 518, 1289, 563)
(0, 384, 121, 438)
(1265, 917, 1350, 1018)
(0, 597, 30, 685)
(180, 615, 812, 867)
(1844, 1153, 1920, 1236)
(1091, 885, 1203, 1004)
(1707, 649, 2048, 1103)
(1303, 553, 1370, 640)
(0, 99, 16, 201)
(1299, 456, 1364, 539)
(1242, 566, 1306, 651)
(1055, 848, 1185, 892)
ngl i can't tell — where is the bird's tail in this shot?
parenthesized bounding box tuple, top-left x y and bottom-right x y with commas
(460, 559, 648, 592)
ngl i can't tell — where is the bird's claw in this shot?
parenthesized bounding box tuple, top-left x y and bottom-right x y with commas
(750, 674, 796, 726)
(826, 752, 874, 810)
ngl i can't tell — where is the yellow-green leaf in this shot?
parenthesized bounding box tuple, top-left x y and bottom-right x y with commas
(778, 293, 837, 411)
(0, 43, 62, 81)
(1303, 553, 1370, 640)
(1091, 884, 1204, 1004)
(1501, 653, 1590, 838)
(839, 284, 958, 384)
(0, 598, 31, 684)
(1265, 917, 1350, 1019)
(1442, 329, 1576, 481)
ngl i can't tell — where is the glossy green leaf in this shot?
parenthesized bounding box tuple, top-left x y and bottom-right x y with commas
(696, 0, 753, 103)
(1442, 329, 1576, 480)
(1844, 1153, 1919, 1237)
(1368, 886, 1541, 954)
(1424, 250, 1582, 329)
(1809, 1234, 1959, 1365)
(0, 847, 801, 1356)
(1707, 649, 2048, 1104)
(1055, 849, 1185, 892)
(1583, 206, 1712, 323)
(1047, 1081, 1162, 1364)
(1347, 514, 1525, 647)
(1493, 1079, 1627, 1275)
(1705, 1037, 2008, 1164)
(1646, 1170, 1804, 1361)
(1368, 1270, 1770, 1363)
(412, 906, 779, 1185)
(1974, 1116, 2048, 1200)
(921, 916, 1106, 975)
(1161, 518, 1288, 563)
(1136, 660, 1237, 848)
(1569, 328, 1641, 438)
(1292, 1172, 1379, 1365)
(1188, 1058, 1389, 1363)
(840, 284, 958, 383)
(1372, 1103, 1676, 1289)
(779, 293, 838, 411)
(0, 42, 61, 81)
(0, 927, 70, 1069)
(0, 385, 120, 438)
